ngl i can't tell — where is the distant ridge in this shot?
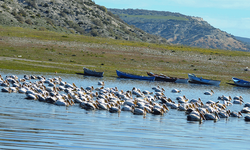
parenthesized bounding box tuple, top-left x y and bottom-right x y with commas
(235, 36, 250, 46)
(108, 8, 250, 51)
(0, 0, 168, 44)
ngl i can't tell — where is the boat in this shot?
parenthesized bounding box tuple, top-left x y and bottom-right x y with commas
(232, 77, 250, 87)
(188, 73, 221, 86)
(83, 68, 104, 77)
(116, 70, 155, 81)
(147, 72, 188, 83)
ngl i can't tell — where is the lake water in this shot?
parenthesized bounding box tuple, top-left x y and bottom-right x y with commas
(0, 69, 249, 150)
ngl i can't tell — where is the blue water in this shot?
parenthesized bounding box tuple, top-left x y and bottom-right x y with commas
(0, 69, 249, 150)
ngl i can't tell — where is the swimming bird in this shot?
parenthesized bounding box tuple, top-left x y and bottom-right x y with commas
(131, 106, 148, 115)
(204, 112, 220, 120)
(171, 89, 181, 93)
(244, 115, 250, 121)
(229, 111, 243, 118)
(204, 90, 214, 95)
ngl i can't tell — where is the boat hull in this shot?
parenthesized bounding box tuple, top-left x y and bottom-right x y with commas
(83, 68, 104, 77)
(147, 72, 188, 83)
(116, 70, 155, 81)
(232, 77, 250, 87)
(188, 74, 221, 86)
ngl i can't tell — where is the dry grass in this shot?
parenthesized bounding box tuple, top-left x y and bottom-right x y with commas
(0, 26, 250, 87)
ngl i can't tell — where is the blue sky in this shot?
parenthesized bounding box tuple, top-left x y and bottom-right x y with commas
(94, 0, 250, 38)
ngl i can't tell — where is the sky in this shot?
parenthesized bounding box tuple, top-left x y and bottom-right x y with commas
(93, 0, 250, 39)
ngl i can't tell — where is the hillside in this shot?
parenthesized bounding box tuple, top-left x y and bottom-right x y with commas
(0, 0, 168, 44)
(108, 8, 250, 51)
(235, 36, 250, 46)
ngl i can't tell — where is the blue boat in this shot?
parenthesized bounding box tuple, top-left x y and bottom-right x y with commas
(116, 70, 155, 81)
(188, 73, 221, 86)
(232, 77, 250, 87)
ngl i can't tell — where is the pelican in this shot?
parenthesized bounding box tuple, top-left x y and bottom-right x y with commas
(80, 101, 98, 110)
(204, 90, 214, 95)
(218, 110, 230, 118)
(244, 115, 250, 121)
(233, 99, 244, 104)
(171, 89, 181, 93)
(244, 103, 250, 107)
(230, 111, 243, 117)
(204, 112, 220, 120)
(131, 106, 148, 115)
(187, 109, 206, 121)
(109, 104, 121, 113)
(98, 81, 104, 86)
(241, 107, 250, 113)
(121, 105, 132, 111)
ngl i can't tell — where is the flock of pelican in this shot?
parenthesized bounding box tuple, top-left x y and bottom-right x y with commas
(1, 74, 250, 122)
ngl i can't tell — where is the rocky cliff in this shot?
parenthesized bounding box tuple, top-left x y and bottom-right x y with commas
(109, 8, 250, 51)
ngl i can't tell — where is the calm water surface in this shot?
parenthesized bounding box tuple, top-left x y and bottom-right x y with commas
(0, 69, 249, 150)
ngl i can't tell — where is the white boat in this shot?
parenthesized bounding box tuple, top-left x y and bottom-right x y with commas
(188, 74, 221, 86)
(232, 77, 250, 87)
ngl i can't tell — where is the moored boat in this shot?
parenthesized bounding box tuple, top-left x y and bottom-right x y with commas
(83, 68, 104, 77)
(232, 77, 250, 87)
(116, 70, 155, 81)
(147, 72, 188, 83)
(188, 73, 221, 86)
(147, 72, 177, 82)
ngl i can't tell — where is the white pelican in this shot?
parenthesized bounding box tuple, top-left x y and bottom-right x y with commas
(98, 81, 104, 86)
(121, 105, 132, 111)
(204, 112, 220, 120)
(230, 111, 243, 117)
(80, 101, 98, 110)
(109, 105, 121, 113)
(1, 87, 11, 93)
(131, 106, 148, 115)
(244, 115, 250, 121)
(233, 99, 244, 104)
(241, 107, 250, 113)
(244, 103, 250, 107)
(204, 90, 214, 95)
(218, 110, 230, 118)
(187, 109, 205, 121)
(233, 96, 243, 100)
(171, 89, 181, 93)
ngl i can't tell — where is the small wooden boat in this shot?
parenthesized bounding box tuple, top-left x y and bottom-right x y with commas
(116, 70, 155, 81)
(147, 72, 188, 83)
(232, 77, 250, 87)
(147, 72, 177, 82)
(188, 73, 221, 86)
(83, 68, 104, 77)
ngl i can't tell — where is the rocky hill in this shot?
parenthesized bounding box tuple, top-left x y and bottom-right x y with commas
(108, 8, 250, 51)
(0, 0, 168, 44)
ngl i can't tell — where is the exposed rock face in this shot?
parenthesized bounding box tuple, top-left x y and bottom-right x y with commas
(0, 0, 168, 44)
(109, 8, 250, 51)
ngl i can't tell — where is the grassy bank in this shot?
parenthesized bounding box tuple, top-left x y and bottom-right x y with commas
(0, 26, 250, 86)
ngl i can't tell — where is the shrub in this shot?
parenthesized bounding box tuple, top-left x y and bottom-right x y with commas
(90, 29, 98, 36)
(39, 27, 47, 31)
(15, 15, 24, 23)
(19, 9, 27, 17)
(25, 19, 33, 25)
(97, 5, 107, 12)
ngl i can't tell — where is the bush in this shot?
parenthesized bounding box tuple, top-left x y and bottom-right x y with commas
(90, 29, 98, 36)
(15, 15, 24, 23)
(25, 19, 33, 25)
(19, 9, 27, 17)
(39, 27, 47, 31)
(97, 5, 107, 12)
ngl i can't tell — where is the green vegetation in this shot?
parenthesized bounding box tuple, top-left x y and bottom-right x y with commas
(0, 26, 250, 86)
